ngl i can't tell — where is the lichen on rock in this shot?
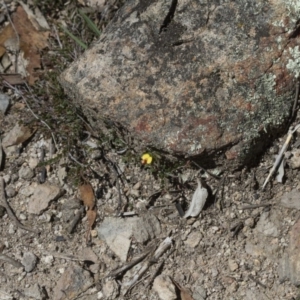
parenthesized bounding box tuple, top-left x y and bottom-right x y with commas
(60, 0, 300, 167)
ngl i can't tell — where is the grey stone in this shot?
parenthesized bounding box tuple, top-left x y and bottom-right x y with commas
(21, 252, 37, 272)
(5, 185, 17, 198)
(193, 284, 207, 300)
(153, 275, 177, 300)
(102, 279, 119, 300)
(133, 213, 161, 243)
(289, 149, 300, 169)
(57, 167, 67, 185)
(98, 217, 135, 262)
(61, 198, 81, 222)
(0, 93, 10, 114)
(255, 211, 280, 237)
(278, 219, 300, 286)
(60, 0, 300, 167)
(184, 231, 202, 248)
(18, 166, 34, 180)
(3, 174, 11, 184)
(23, 283, 44, 300)
(228, 259, 239, 272)
(98, 214, 161, 261)
(2, 123, 34, 150)
(27, 184, 63, 215)
(280, 189, 300, 210)
(53, 265, 94, 300)
(245, 289, 271, 300)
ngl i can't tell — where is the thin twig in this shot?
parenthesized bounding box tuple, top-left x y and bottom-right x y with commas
(145, 261, 164, 289)
(0, 253, 23, 269)
(123, 237, 172, 295)
(262, 124, 300, 189)
(240, 203, 273, 210)
(68, 152, 87, 167)
(52, 24, 63, 49)
(108, 244, 156, 278)
(191, 161, 221, 180)
(0, 177, 39, 233)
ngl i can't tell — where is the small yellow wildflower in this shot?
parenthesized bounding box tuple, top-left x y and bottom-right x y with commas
(141, 153, 153, 164)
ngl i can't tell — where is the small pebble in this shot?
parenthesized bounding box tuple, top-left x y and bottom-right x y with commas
(228, 259, 239, 271)
(18, 166, 34, 180)
(245, 217, 255, 228)
(19, 213, 27, 220)
(3, 174, 11, 184)
(11, 173, 19, 182)
(91, 229, 98, 238)
(21, 252, 37, 272)
(0, 93, 10, 113)
(130, 189, 140, 197)
(42, 255, 54, 265)
(5, 185, 17, 198)
(28, 157, 39, 169)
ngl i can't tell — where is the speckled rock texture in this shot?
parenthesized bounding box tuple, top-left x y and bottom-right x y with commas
(60, 0, 300, 166)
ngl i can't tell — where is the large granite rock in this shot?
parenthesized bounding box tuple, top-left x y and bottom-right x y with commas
(60, 0, 300, 166)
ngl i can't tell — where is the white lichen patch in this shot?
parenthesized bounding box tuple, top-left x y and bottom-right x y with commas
(286, 46, 300, 78)
(284, 0, 300, 24)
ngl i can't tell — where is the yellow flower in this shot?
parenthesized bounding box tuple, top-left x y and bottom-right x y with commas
(141, 153, 153, 164)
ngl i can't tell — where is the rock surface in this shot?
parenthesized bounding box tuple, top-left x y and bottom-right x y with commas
(53, 265, 94, 300)
(280, 189, 300, 209)
(27, 183, 62, 214)
(279, 219, 300, 286)
(153, 275, 177, 300)
(60, 0, 300, 165)
(97, 214, 161, 261)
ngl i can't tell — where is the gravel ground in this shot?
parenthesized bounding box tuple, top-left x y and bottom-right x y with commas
(1, 1, 300, 300)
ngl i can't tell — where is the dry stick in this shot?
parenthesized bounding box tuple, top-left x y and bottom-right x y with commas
(68, 152, 87, 167)
(52, 24, 63, 49)
(123, 237, 172, 295)
(240, 203, 273, 210)
(262, 124, 300, 189)
(0, 253, 23, 269)
(0, 177, 39, 233)
(191, 161, 221, 180)
(108, 244, 156, 278)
